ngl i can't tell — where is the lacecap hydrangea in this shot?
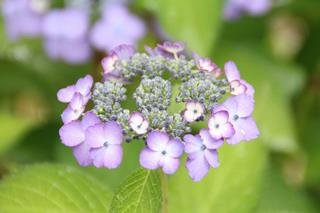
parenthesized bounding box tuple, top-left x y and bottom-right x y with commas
(58, 42, 260, 182)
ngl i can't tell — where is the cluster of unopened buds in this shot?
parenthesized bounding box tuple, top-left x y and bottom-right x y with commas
(58, 42, 260, 182)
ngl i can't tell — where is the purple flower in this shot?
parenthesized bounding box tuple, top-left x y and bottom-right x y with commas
(193, 53, 222, 77)
(213, 94, 260, 144)
(101, 44, 135, 80)
(90, 3, 145, 51)
(139, 131, 184, 174)
(59, 111, 101, 166)
(129, 112, 149, 135)
(224, 61, 254, 96)
(57, 75, 93, 123)
(146, 41, 185, 59)
(208, 110, 235, 140)
(184, 129, 223, 182)
(42, 8, 91, 64)
(183, 101, 204, 123)
(224, 0, 272, 20)
(86, 121, 124, 169)
(2, 0, 46, 40)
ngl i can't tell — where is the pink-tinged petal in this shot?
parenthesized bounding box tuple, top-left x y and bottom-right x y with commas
(103, 121, 123, 145)
(73, 142, 92, 166)
(75, 75, 93, 96)
(236, 117, 260, 141)
(129, 112, 143, 125)
(61, 106, 83, 124)
(204, 149, 220, 168)
(199, 129, 224, 149)
(186, 155, 210, 182)
(230, 80, 246, 96)
(208, 127, 222, 140)
(224, 61, 241, 82)
(235, 94, 254, 118)
(166, 139, 184, 158)
(212, 105, 228, 114)
(220, 122, 236, 138)
(59, 120, 84, 147)
(85, 124, 107, 148)
(213, 110, 229, 124)
(185, 101, 196, 111)
(57, 85, 75, 103)
(81, 111, 101, 129)
(146, 131, 169, 152)
(139, 148, 161, 170)
(101, 54, 118, 74)
(103, 145, 123, 169)
(183, 134, 202, 154)
(184, 109, 197, 122)
(69, 93, 85, 110)
(160, 156, 180, 175)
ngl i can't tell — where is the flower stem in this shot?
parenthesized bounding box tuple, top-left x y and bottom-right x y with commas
(160, 170, 169, 213)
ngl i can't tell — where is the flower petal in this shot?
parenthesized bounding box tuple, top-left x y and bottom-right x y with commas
(166, 139, 184, 158)
(235, 94, 254, 118)
(221, 96, 238, 116)
(204, 149, 220, 168)
(75, 75, 93, 96)
(224, 61, 241, 82)
(59, 120, 84, 147)
(57, 85, 75, 103)
(213, 110, 229, 124)
(186, 155, 210, 182)
(220, 122, 236, 138)
(90, 145, 123, 169)
(103, 121, 123, 145)
(236, 117, 260, 141)
(69, 93, 86, 110)
(160, 156, 180, 175)
(85, 124, 107, 148)
(139, 148, 161, 170)
(146, 131, 169, 152)
(61, 106, 83, 124)
(199, 129, 224, 149)
(183, 134, 202, 154)
(81, 111, 101, 129)
(73, 142, 92, 166)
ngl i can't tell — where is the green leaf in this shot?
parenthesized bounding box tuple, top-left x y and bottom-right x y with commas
(141, 0, 223, 55)
(256, 166, 317, 213)
(109, 168, 164, 213)
(0, 164, 113, 212)
(168, 140, 266, 213)
(214, 43, 304, 153)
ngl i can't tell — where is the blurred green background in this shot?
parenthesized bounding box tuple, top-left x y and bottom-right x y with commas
(0, 0, 320, 212)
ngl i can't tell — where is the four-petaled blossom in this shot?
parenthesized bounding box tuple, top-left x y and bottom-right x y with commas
(224, 61, 254, 96)
(42, 8, 91, 64)
(140, 131, 184, 174)
(57, 75, 93, 123)
(129, 112, 149, 135)
(2, 0, 46, 40)
(101, 44, 135, 79)
(90, 3, 145, 51)
(214, 94, 260, 144)
(86, 121, 124, 169)
(183, 101, 204, 123)
(156, 41, 185, 59)
(208, 110, 235, 140)
(184, 129, 223, 182)
(59, 111, 101, 166)
(193, 53, 222, 77)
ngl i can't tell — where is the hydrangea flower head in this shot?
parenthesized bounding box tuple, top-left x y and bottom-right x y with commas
(2, 0, 48, 40)
(57, 42, 259, 182)
(42, 8, 91, 63)
(90, 3, 145, 51)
